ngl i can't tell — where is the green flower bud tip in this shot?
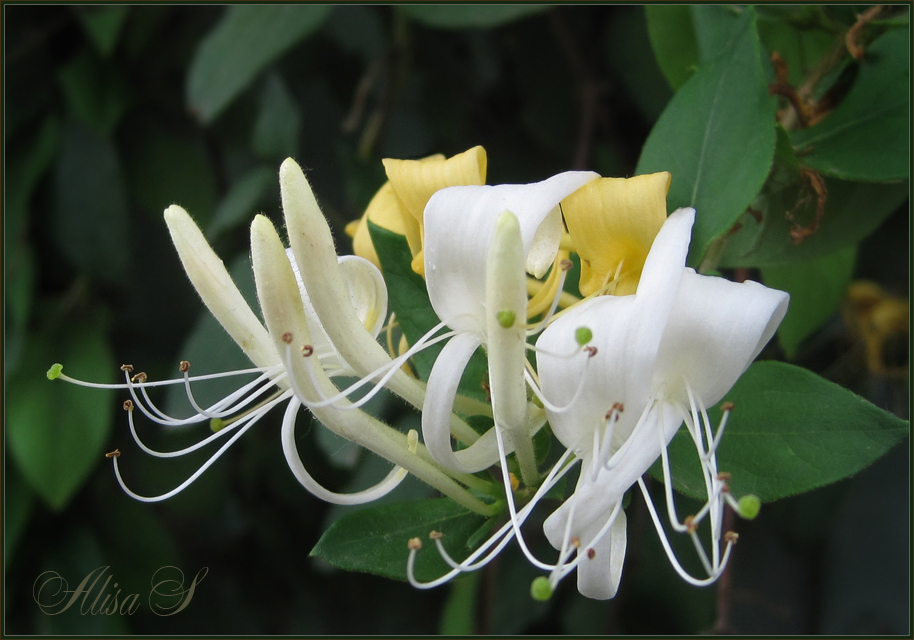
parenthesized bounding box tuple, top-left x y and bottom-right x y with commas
(738, 494, 761, 520)
(47, 363, 64, 380)
(530, 576, 553, 602)
(210, 418, 226, 433)
(575, 326, 592, 345)
(496, 309, 516, 329)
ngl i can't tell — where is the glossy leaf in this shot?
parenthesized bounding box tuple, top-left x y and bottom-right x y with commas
(637, 7, 777, 267)
(653, 361, 909, 502)
(8, 323, 116, 510)
(399, 5, 549, 30)
(310, 498, 488, 581)
(791, 29, 909, 182)
(761, 246, 856, 357)
(187, 5, 333, 123)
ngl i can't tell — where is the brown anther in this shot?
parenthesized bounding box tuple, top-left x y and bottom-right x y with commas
(584, 346, 598, 358)
(282, 332, 293, 344)
(724, 531, 739, 545)
(612, 402, 624, 413)
(720, 402, 734, 412)
(120, 364, 134, 372)
(179, 360, 191, 373)
(123, 400, 134, 411)
(721, 484, 731, 493)
(429, 531, 443, 541)
(301, 345, 314, 357)
(560, 259, 574, 272)
(587, 548, 596, 560)
(407, 537, 422, 551)
(717, 472, 732, 482)
(131, 372, 148, 383)
(105, 449, 121, 458)
(570, 537, 581, 548)
(684, 515, 697, 534)
(509, 472, 520, 492)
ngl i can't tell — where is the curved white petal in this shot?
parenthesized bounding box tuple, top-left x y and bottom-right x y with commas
(424, 171, 599, 333)
(653, 269, 790, 407)
(576, 508, 627, 600)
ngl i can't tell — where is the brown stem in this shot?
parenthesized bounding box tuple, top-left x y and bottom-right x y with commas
(711, 507, 738, 634)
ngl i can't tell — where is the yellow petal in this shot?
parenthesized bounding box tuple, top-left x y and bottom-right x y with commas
(383, 146, 487, 275)
(562, 172, 671, 296)
(349, 181, 407, 269)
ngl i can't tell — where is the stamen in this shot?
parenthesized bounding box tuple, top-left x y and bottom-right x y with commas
(179, 360, 191, 373)
(105, 449, 120, 458)
(584, 346, 598, 357)
(120, 364, 134, 372)
(282, 332, 293, 344)
(408, 537, 422, 551)
(301, 345, 314, 357)
(724, 531, 739, 544)
(429, 531, 443, 541)
(586, 548, 596, 560)
(123, 400, 134, 411)
(132, 372, 148, 383)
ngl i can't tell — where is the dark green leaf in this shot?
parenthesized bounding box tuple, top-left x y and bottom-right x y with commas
(73, 5, 130, 57)
(187, 5, 334, 123)
(399, 5, 549, 30)
(761, 246, 856, 357)
(791, 29, 909, 182)
(8, 323, 116, 510)
(439, 573, 480, 635)
(6, 116, 61, 242)
(756, 10, 837, 87)
(3, 460, 35, 562)
(310, 498, 487, 581)
(654, 362, 909, 502)
(252, 73, 302, 160)
(51, 120, 130, 280)
(637, 8, 777, 267)
(720, 177, 908, 267)
(324, 5, 385, 59)
(57, 52, 130, 135)
(207, 166, 276, 240)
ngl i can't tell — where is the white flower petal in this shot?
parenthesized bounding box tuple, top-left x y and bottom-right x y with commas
(576, 508, 627, 600)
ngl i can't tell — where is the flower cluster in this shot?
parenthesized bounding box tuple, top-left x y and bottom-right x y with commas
(50, 147, 787, 600)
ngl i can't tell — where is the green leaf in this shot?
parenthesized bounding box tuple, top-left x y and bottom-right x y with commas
(439, 573, 481, 635)
(207, 166, 275, 240)
(398, 5, 549, 30)
(637, 7, 777, 267)
(720, 177, 909, 267)
(57, 51, 130, 135)
(790, 29, 909, 182)
(654, 362, 909, 502)
(3, 460, 35, 562)
(8, 323, 116, 510)
(252, 73, 302, 160)
(761, 246, 856, 357)
(310, 498, 487, 581)
(187, 5, 334, 123)
(72, 5, 131, 57)
(756, 9, 836, 87)
(51, 119, 130, 281)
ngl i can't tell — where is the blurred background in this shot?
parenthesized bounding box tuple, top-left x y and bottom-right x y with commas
(3, 4, 909, 634)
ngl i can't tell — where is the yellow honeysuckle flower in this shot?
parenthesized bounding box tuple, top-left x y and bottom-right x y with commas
(346, 146, 487, 275)
(562, 172, 671, 297)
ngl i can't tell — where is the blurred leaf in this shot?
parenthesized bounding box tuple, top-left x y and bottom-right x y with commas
(439, 573, 480, 634)
(252, 73, 302, 160)
(761, 245, 856, 357)
(6, 116, 61, 240)
(8, 322, 116, 510)
(324, 5, 385, 59)
(399, 5, 550, 30)
(646, 5, 742, 90)
(72, 5, 130, 57)
(207, 166, 275, 240)
(187, 5, 334, 123)
(654, 362, 909, 502)
(638, 7, 777, 267)
(720, 177, 909, 267)
(310, 498, 487, 581)
(3, 460, 36, 562)
(57, 51, 130, 135)
(791, 29, 909, 182)
(51, 119, 130, 281)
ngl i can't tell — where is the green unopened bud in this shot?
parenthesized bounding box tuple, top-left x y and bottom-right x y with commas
(47, 363, 63, 380)
(210, 418, 226, 433)
(737, 494, 761, 520)
(574, 327, 593, 345)
(496, 309, 516, 329)
(530, 576, 553, 601)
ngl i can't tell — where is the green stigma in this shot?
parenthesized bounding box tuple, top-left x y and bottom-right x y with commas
(47, 363, 64, 380)
(575, 326, 592, 345)
(530, 576, 553, 602)
(496, 309, 516, 329)
(210, 418, 226, 433)
(737, 494, 761, 520)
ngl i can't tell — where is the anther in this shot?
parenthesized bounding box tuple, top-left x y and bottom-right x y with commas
(132, 372, 148, 383)
(611, 402, 624, 413)
(684, 515, 697, 534)
(429, 531, 443, 541)
(560, 259, 573, 272)
(570, 537, 580, 548)
(105, 449, 121, 458)
(123, 400, 134, 411)
(509, 472, 520, 492)
(179, 360, 191, 373)
(587, 548, 596, 560)
(721, 402, 735, 412)
(717, 472, 732, 481)
(282, 332, 293, 344)
(301, 344, 314, 357)
(120, 364, 134, 372)
(584, 346, 598, 358)
(724, 531, 739, 545)
(407, 537, 422, 551)
(496, 309, 516, 329)
(575, 326, 593, 345)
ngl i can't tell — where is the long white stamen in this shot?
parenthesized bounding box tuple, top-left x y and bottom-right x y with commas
(548, 500, 623, 588)
(181, 366, 281, 419)
(524, 354, 591, 414)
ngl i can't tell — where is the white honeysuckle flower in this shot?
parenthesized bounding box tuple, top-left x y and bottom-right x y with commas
(533, 207, 789, 600)
(419, 171, 599, 485)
